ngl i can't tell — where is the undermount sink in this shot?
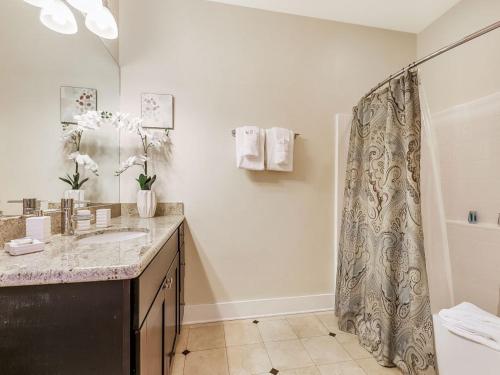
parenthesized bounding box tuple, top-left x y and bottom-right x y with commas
(76, 229, 149, 245)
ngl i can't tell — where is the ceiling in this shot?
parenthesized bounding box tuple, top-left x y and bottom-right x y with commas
(207, 0, 462, 33)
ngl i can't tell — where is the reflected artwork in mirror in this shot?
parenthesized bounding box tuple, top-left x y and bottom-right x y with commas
(60, 86, 97, 124)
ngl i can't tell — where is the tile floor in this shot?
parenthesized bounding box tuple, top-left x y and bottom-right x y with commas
(172, 311, 403, 375)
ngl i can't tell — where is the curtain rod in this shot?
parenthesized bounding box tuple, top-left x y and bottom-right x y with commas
(363, 20, 500, 98)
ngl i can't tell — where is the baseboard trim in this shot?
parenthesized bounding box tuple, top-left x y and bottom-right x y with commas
(184, 293, 334, 324)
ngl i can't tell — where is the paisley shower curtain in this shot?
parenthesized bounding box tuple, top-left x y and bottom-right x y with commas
(335, 71, 436, 374)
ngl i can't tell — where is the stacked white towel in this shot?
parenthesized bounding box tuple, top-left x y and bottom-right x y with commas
(439, 302, 500, 351)
(96, 208, 111, 228)
(75, 209, 91, 231)
(235, 126, 265, 171)
(266, 127, 294, 172)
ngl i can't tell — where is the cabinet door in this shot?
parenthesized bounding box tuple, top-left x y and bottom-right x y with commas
(139, 280, 166, 375)
(164, 254, 178, 374)
(178, 224, 185, 333)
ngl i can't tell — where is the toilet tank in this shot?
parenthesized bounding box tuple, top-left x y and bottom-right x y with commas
(433, 314, 500, 374)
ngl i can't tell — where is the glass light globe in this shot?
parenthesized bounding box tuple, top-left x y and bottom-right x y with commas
(85, 6, 118, 39)
(39, 0, 77, 35)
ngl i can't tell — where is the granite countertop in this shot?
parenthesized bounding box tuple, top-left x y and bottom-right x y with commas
(0, 215, 184, 287)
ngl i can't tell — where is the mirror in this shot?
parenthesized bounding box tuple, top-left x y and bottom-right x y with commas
(0, 0, 120, 215)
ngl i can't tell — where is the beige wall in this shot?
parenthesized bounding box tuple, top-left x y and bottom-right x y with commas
(418, 0, 500, 314)
(0, 0, 120, 215)
(418, 0, 500, 113)
(119, 0, 415, 306)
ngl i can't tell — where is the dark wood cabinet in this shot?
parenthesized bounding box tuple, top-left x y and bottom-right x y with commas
(0, 280, 131, 375)
(139, 285, 165, 375)
(164, 254, 178, 373)
(0, 220, 185, 375)
(137, 253, 178, 375)
(178, 222, 185, 333)
(133, 226, 184, 375)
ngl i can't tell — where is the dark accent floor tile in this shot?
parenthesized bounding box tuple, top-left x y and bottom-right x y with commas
(329, 332, 337, 337)
(182, 349, 190, 356)
(253, 320, 259, 324)
(270, 368, 279, 375)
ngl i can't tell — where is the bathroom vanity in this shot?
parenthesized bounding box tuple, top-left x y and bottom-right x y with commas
(0, 215, 185, 375)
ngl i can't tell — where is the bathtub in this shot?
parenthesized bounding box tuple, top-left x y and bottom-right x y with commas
(433, 314, 500, 374)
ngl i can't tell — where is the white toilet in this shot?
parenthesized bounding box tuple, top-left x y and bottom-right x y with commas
(433, 314, 500, 374)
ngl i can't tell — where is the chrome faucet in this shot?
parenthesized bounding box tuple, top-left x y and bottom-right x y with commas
(61, 198, 75, 236)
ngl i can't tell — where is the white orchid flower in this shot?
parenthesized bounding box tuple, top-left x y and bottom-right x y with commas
(138, 126, 151, 138)
(115, 113, 130, 128)
(73, 111, 103, 131)
(107, 112, 133, 129)
(62, 111, 103, 143)
(61, 127, 78, 141)
(149, 130, 170, 149)
(127, 117, 144, 133)
(68, 152, 99, 176)
(115, 155, 148, 176)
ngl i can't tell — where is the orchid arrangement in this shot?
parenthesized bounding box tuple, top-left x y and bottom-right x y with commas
(113, 114, 170, 191)
(60, 110, 170, 191)
(60, 111, 103, 190)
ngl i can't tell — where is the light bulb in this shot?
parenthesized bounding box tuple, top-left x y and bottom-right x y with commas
(85, 6, 118, 39)
(67, 0, 103, 14)
(39, 0, 77, 35)
(24, 0, 53, 7)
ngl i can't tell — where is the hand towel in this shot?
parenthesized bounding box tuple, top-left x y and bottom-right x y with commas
(235, 126, 265, 171)
(266, 127, 294, 172)
(439, 302, 500, 351)
(237, 126, 260, 157)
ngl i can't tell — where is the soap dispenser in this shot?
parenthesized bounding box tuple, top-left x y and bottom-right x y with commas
(26, 210, 51, 243)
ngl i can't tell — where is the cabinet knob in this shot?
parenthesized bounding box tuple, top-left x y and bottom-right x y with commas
(166, 277, 174, 289)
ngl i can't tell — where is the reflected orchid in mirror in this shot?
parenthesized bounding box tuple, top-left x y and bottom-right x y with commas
(68, 152, 99, 175)
(60, 111, 104, 190)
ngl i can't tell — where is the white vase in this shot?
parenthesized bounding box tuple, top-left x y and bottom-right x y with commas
(64, 189, 85, 208)
(137, 190, 157, 218)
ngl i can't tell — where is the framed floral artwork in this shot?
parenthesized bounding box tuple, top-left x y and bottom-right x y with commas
(141, 93, 174, 129)
(60, 86, 97, 124)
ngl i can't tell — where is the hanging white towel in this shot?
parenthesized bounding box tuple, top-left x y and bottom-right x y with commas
(235, 126, 265, 171)
(266, 127, 294, 172)
(238, 126, 260, 157)
(438, 302, 500, 351)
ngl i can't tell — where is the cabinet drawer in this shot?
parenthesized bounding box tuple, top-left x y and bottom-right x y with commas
(133, 230, 178, 329)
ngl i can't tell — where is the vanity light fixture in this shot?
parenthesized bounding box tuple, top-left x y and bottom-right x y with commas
(40, 0, 78, 35)
(23, 0, 118, 40)
(85, 5, 118, 39)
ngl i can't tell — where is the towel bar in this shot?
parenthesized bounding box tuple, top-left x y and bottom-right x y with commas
(231, 129, 300, 138)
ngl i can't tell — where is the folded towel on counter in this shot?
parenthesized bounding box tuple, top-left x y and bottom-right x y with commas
(439, 302, 500, 351)
(266, 127, 294, 172)
(235, 126, 265, 170)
